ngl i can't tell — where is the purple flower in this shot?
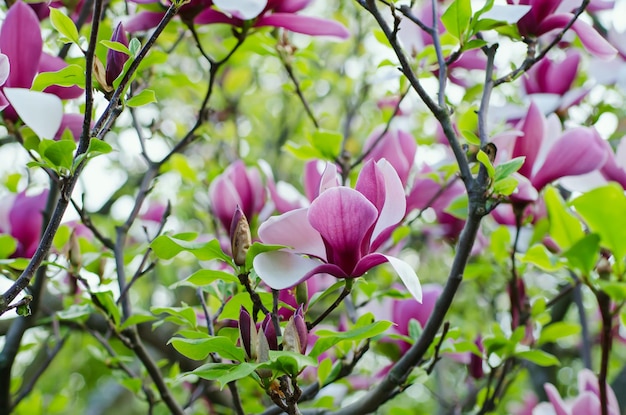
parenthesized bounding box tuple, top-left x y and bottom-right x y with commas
(599, 137, 626, 188)
(493, 102, 608, 200)
(105, 23, 130, 88)
(391, 284, 442, 353)
(208, 160, 265, 233)
(0, 190, 48, 258)
(126, 0, 213, 32)
(363, 127, 417, 187)
(253, 159, 422, 302)
(508, 0, 616, 58)
(533, 369, 620, 415)
(195, 0, 350, 38)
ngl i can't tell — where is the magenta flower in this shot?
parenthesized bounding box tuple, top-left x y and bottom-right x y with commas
(195, 0, 350, 38)
(0, 190, 48, 258)
(493, 102, 607, 201)
(363, 127, 417, 187)
(253, 159, 422, 302)
(533, 369, 620, 415)
(522, 51, 588, 113)
(599, 137, 626, 188)
(208, 160, 265, 233)
(126, 0, 214, 32)
(508, 0, 616, 58)
(391, 284, 442, 353)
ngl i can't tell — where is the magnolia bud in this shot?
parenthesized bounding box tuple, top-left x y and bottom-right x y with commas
(230, 206, 251, 266)
(105, 23, 129, 88)
(239, 307, 257, 360)
(68, 229, 82, 270)
(282, 306, 307, 354)
(261, 313, 278, 351)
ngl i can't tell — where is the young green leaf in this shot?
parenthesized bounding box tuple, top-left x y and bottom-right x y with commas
(50, 8, 80, 44)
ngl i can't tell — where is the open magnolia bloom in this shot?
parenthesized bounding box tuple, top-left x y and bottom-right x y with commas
(253, 159, 422, 302)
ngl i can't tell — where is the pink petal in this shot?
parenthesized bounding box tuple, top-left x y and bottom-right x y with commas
(392, 284, 440, 333)
(539, 14, 617, 59)
(363, 127, 417, 186)
(514, 102, 545, 179)
(601, 138, 626, 188)
(308, 187, 378, 275)
(9, 190, 48, 258)
(256, 14, 350, 39)
(125, 11, 166, 32)
(571, 393, 601, 415)
(532, 127, 608, 191)
(55, 113, 85, 141)
(208, 176, 243, 232)
(369, 160, 407, 249)
(253, 250, 326, 290)
(543, 383, 570, 415)
(195, 8, 241, 25)
(509, 173, 539, 204)
(269, 0, 311, 13)
(0, 1, 42, 88)
(258, 208, 327, 260)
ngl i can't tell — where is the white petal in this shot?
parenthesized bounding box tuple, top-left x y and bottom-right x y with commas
(481, 5, 531, 24)
(253, 250, 321, 290)
(4, 88, 62, 139)
(213, 0, 267, 20)
(385, 255, 422, 302)
(0, 54, 9, 86)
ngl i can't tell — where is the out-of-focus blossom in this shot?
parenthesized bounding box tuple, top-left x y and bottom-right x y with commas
(0, 1, 83, 139)
(208, 160, 265, 233)
(600, 137, 626, 188)
(363, 127, 417, 186)
(391, 284, 442, 353)
(522, 51, 588, 114)
(492, 102, 607, 202)
(0, 190, 48, 258)
(532, 369, 620, 415)
(126, 0, 213, 32)
(196, 0, 350, 38)
(253, 159, 422, 302)
(508, 0, 616, 58)
(105, 23, 130, 89)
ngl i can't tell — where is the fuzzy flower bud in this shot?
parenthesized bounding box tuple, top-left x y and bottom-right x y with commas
(105, 23, 129, 88)
(230, 206, 251, 266)
(282, 306, 308, 354)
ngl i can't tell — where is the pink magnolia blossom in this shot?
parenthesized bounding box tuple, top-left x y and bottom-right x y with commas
(532, 369, 620, 415)
(363, 127, 417, 187)
(208, 160, 265, 233)
(508, 0, 616, 58)
(253, 159, 422, 302)
(196, 0, 350, 38)
(522, 51, 588, 113)
(0, 190, 48, 258)
(126, 0, 213, 32)
(391, 284, 442, 353)
(599, 137, 626, 188)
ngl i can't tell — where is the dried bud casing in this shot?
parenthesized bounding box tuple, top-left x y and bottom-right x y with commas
(255, 330, 272, 379)
(282, 306, 307, 354)
(230, 206, 251, 266)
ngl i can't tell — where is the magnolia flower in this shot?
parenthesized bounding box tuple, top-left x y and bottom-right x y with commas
(599, 137, 626, 188)
(105, 23, 130, 89)
(125, 0, 213, 32)
(532, 369, 620, 415)
(0, 1, 83, 139)
(0, 190, 48, 258)
(208, 160, 265, 233)
(508, 0, 616, 58)
(522, 51, 588, 113)
(363, 127, 417, 187)
(253, 159, 422, 302)
(196, 0, 350, 38)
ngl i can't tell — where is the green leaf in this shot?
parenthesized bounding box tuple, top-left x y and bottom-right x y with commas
(489, 226, 511, 263)
(57, 304, 93, 322)
(32, 65, 85, 91)
(476, 150, 495, 178)
(264, 350, 318, 376)
(151, 235, 232, 263)
(493, 176, 519, 196)
(537, 322, 581, 346)
(596, 281, 626, 302)
(545, 187, 583, 250)
(572, 184, 626, 272)
(87, 138, 113, 155)
(494, 157, 525, 182)
(129, 38, 142, 56)
(444, 194, 468, 220)
(100, 40, 132, 56)
(309, 130, 342, 160)
(126, 89, 157, 107)
(515, 349, 560, 366)
(0, 235, 17, 259)
(170, 336, 245, 362)
(39, 139, 76, 171)
(152, 306, 197, 329)
(441, 0, 472, 40)
(519, 244, 565, 272)
(179, 269, 239, 287)
(93, 291, 121, 327)
(119, 313, 158, 330)
(309, 320, 393, 359)
(50, 8, 80, 44)
(189, 362, 261, 388)
(562, 234, 600, 275)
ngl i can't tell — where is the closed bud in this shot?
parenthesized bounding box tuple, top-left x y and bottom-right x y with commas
(105, 23, 129, 88)
(261, 313, 278, 351)
(239, 307, 257, 360)
(68, 229, 82, 270)
(230, 206, 251, 266)
(282, 306, 308, 354)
